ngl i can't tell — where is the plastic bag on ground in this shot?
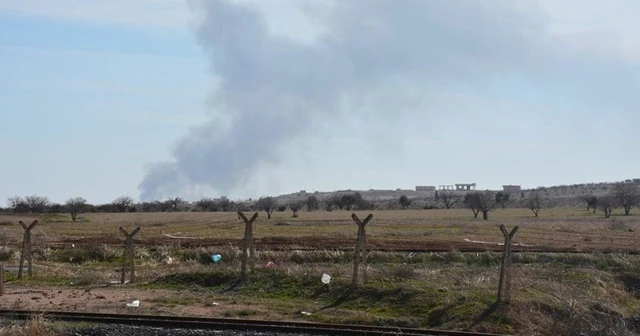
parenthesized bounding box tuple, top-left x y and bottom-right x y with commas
(126, 300, 140, 308)
(321, 273, 331, 284)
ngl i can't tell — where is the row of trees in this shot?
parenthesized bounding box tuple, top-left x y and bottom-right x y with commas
(3, 193, 373, 221)
(433, 182, 638, 220)
(578, 183, 640, 218)
(4, 183, 638, 221)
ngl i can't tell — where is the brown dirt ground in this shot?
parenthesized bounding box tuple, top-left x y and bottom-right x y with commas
(2, 209, 640, 253)
(0, 284, 287, 320)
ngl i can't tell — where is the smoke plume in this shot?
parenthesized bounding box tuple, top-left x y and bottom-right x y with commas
(138, 0, 616, 201)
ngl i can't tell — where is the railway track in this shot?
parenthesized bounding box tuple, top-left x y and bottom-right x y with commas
(0, 309, 508, 336)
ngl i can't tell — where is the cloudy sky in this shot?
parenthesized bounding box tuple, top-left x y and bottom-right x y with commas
(1, 0, 639, 204)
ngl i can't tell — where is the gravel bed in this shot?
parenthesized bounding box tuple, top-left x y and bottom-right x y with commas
(67, 324, 329, 336)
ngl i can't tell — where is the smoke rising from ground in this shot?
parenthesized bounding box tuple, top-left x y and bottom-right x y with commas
(138, 0, 637, 201)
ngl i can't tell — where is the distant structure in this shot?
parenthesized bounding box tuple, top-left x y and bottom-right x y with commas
(298, 190, 307, 197)
(438, 183, 477, 191)
(415, 186, 436, 192)
(455, 183, 476, 191)
(503, 185, 522, 194)
(632, 179, 640, 184)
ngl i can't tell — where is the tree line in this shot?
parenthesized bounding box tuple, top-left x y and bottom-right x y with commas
(435, 182, 638, 220)
(3, 182, 638, 221)
(2, 192, 375, 221)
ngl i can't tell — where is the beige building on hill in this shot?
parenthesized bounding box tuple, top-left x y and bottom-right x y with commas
(503, 185, 522, 194)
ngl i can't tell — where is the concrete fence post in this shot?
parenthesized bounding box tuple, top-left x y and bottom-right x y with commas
(497, 225, 519, 304)
(119, 227, 141, 284)
(351, 213, 373, 288)
(238, 212, 259, 280)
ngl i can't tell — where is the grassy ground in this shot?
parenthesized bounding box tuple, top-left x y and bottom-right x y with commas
(1, 208, 639, 251)
(2, 244, 640, 335)
(2, 208, 640, 335)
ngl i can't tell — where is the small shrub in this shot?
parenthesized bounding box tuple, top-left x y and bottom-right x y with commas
(392, 265, 417, 279)
(73, 272, 103, 286)
(52, 245, 119, 264)
(607, 220, 629, 231)
(0, 314, 57, 336)
(0, 247, 15, 261)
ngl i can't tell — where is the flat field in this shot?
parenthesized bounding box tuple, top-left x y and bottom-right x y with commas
(1, 208, 639, 252)
(1, 208, 640, 335)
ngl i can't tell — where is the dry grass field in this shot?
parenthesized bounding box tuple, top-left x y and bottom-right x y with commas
(1, 208, 640, 252)
(2, 208, 640, 335)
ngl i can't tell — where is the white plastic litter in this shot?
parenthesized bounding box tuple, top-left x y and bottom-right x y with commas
(126, 300, 140, 308)
(301, 311, 312, 316)
(321, 273, 331, 284)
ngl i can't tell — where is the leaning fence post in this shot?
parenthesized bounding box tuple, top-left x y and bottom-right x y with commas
(0, 262, 4, 296)
(18, 220, 38, 279)
(497, 225, 519, 304)
(238, 212, 259, 280)
(351, 213, 373, 288)
(119, 227, 141, 284)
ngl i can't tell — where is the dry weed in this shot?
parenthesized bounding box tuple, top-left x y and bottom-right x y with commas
(0, 315, 57, 336)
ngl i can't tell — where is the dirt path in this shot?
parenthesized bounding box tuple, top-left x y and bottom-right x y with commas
(0, 284, 283, 320)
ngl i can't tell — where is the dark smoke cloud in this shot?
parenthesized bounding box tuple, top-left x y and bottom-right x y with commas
(137, 0, 612, 201)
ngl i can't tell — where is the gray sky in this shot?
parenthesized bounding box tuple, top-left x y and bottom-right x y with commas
(1, 0, 639, 203)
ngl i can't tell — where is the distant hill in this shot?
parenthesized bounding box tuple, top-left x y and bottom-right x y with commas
(271, 178, 640, 209)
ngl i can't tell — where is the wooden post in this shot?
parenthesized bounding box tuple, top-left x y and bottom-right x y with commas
(0, 263, 4, 296)
(119, 227, 141, 284)
(351, 213, 373, 288)
(497, 225, 519, 304)
(238, 212, 259, 279)
(18, 220, 38, 279)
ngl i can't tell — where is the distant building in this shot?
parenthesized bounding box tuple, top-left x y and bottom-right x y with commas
(415, 186, 436, 192)
(633, 179, 640, 184)
(503, 185, 522, 194)
(455, 183, 476, 191)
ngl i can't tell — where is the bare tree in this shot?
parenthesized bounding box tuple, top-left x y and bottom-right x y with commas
(327, 195, 344, 210)
(463, 193, 481, 218)
(165, 197, 184, 211)
(524, 192, 543, 217)
(599, 196, 614, 218)
(464, 191, 496, 220)
(579, 195, 598, 213)
(218, 197, 233, 212)
(24, 195, 51, 213)
(289, 201, 304, 217)
(235, 200, 250, 213)
(7, 196, 28, 213)
(112, 196, 135, 213)
(65, 197, 87, 221)
(195, 197, 218, 212)
(257, 197, 277, 219)
(399, 195, 412, 209)
(495, 192, 510, 209)
(439, 190, 458, 209)
(612, 183, 639, 216)
(306, 195, 319, 211)
(341, 194, 358, 210)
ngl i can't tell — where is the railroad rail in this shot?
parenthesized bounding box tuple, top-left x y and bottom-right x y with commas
(0, 309, 508, 336)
